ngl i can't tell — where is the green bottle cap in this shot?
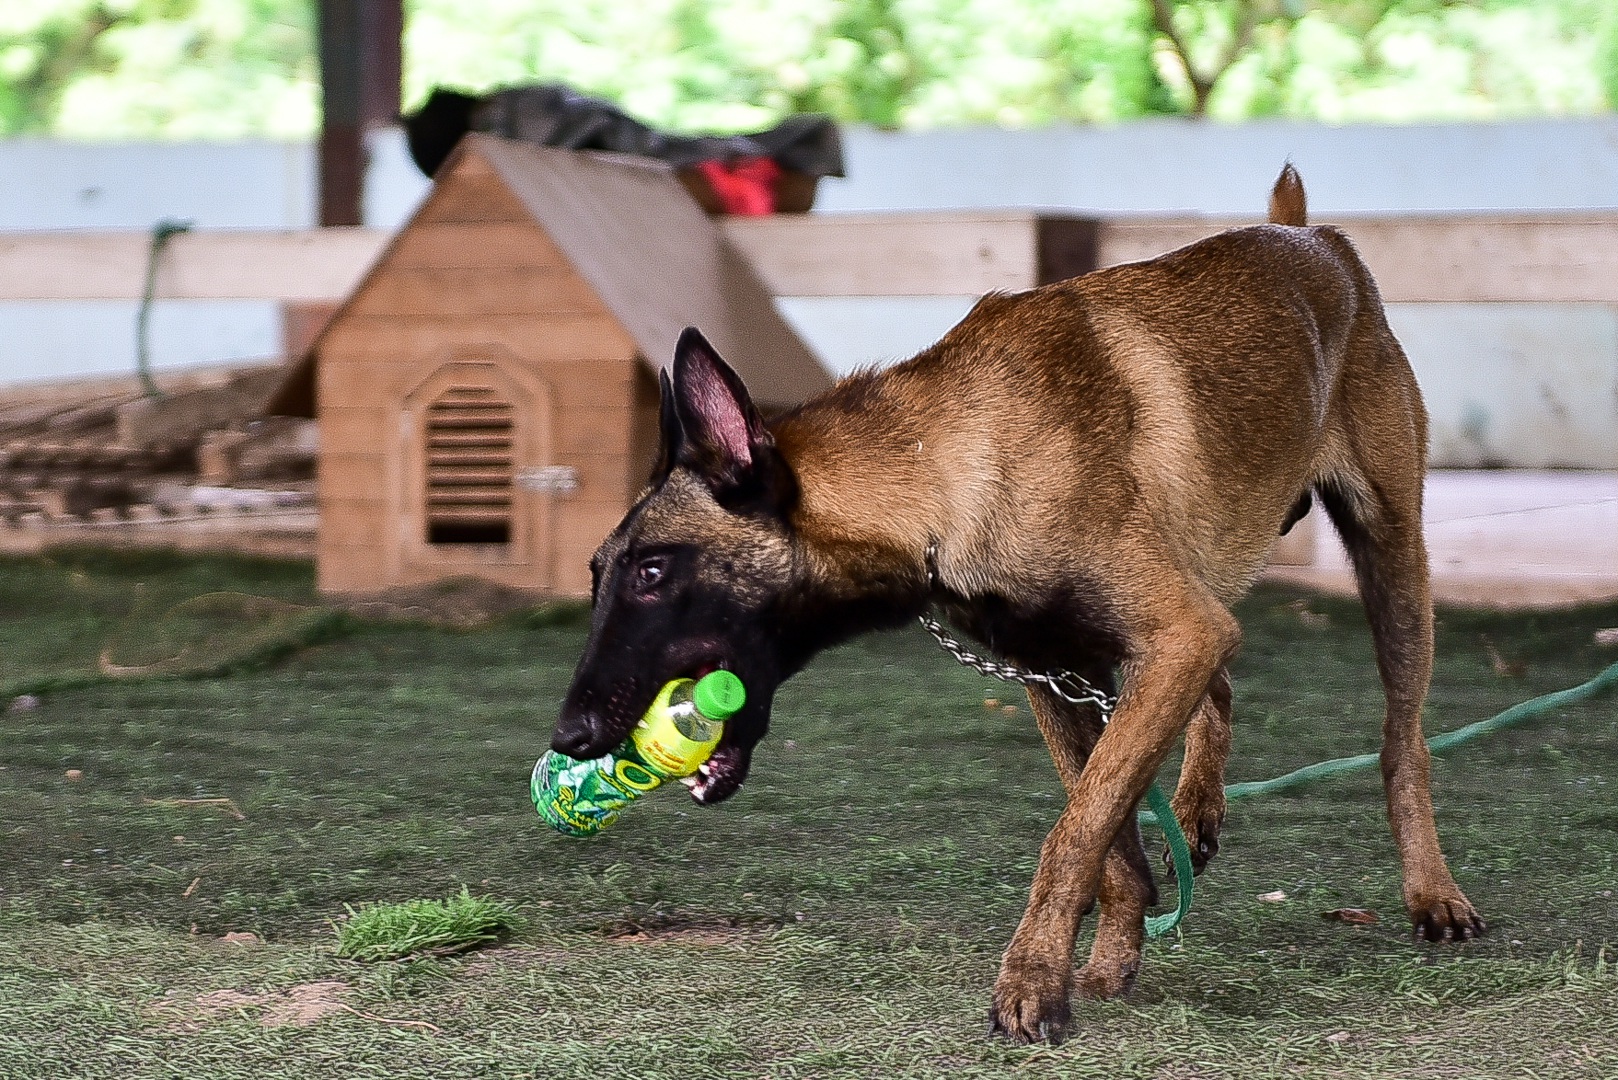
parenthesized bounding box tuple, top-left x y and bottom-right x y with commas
(693, 670, 746, 721)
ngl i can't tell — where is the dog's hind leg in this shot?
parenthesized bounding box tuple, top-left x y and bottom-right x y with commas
(1166, 665, 1232, 875)
(1074, 830, 1155, 1001)
(1316, 333, 1484, 942)
(1022, 682, 1158, 1009)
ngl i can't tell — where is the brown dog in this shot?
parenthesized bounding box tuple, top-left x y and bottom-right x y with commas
(552, 165, 1484, 1044)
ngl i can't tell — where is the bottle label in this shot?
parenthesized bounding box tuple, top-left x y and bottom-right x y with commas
(533, 750, 655, 836)
(632, 722, 718, 777)
(612, 757, 661, 792)
(631, 682, 722, 778)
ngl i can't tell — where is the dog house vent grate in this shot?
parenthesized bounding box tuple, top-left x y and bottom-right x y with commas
(424, 385, 514, 544)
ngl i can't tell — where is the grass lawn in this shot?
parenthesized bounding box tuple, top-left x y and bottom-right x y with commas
(2, 547, 1616, 1079)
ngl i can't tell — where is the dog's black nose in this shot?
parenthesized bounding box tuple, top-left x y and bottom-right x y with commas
(551, 713, 608, 759)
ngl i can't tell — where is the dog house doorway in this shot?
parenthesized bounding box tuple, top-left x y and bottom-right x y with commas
(402, 356, 558, 589)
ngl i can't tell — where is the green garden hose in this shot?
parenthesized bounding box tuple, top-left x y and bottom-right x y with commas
(1144, 782, 1195, 938)
(1138, 660, 1618, 939)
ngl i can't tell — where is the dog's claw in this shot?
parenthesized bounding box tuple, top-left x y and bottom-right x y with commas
(989, 957, 1071, 1045)
(1163, 807, 1223, 878)
(1408, 892, 1486, 943)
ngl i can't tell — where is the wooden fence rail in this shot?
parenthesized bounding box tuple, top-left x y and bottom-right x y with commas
(3, 211, 1616, 304)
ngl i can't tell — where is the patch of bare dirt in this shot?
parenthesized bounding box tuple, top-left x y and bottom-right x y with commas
(189, 988, 264, 1017)
(262, 981, 350, 1026)
(158, 980, 350, 1030)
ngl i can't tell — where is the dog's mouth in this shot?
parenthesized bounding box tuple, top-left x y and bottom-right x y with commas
(666, 637, 727, 682)
(559, 644, 730, 753)
(680, 740, 747, 803)
(664, 645, 755, 804)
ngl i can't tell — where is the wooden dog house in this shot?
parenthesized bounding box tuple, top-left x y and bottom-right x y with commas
(268, 135, 827, 597)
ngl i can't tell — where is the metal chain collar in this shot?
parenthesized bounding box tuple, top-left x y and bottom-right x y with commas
(918, 613, 1117, 716)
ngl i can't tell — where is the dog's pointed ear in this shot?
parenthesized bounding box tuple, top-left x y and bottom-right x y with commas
(649, 366, 681, 483)
(671, 327, 787, 504)
(673, 327, 766, 482)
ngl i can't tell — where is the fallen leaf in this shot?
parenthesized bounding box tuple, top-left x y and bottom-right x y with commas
(1325, 1031, 1351, 1045)
(1321, 908, 1379, 925)
(983, 698, 1000, 709)
(64, 769, 83, 782)
(1258, 890, 1288, 902)
(1595, 628, 1618, 647)
(182, 877, 201, 899)
(1000, 704, 1018, 715)
(221, 931, 261, 946)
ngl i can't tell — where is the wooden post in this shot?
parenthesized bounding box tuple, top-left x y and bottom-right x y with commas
(317, 0, 403, 227)
(1035, 217, 1100, 285)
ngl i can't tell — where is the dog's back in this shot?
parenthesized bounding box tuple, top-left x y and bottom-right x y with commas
(784, 182, 1413, 604)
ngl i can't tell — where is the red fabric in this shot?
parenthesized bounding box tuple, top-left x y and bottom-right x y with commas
(694, 157, 782, 215)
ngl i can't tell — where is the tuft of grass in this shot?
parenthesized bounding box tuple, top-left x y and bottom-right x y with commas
(333, 887, 521, 962)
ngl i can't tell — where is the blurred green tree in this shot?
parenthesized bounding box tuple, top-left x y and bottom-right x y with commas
(0, 0, 1608, 138)
(0, 0, 316, 138)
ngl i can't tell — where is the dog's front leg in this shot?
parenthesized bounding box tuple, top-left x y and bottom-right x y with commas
(991, 606, 1239, 1044)
(1019, 683, 1158, 1012)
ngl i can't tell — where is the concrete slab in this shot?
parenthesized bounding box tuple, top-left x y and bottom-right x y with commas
(1265, 470, 1618, 609)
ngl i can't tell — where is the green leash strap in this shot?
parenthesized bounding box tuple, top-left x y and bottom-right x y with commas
(1137, 659, 1618, 940)
(1144, 782, 1195, 938)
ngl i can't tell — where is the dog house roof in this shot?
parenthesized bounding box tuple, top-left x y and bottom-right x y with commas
(268, 133, 829, 416)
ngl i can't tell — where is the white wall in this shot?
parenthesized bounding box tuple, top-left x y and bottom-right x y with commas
(3, 118, 1616, 466)
(0, 301, 282, 386)
(0, 139, 315, 229)
(817, 117, 1618, 214)
(1390, 304, 1618, 469)
(0, 140, 316, 387)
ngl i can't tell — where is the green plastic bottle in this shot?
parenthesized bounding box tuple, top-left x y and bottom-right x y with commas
(532, 670, 746, 836)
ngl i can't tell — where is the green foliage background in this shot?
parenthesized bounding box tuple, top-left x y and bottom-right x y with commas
(0, 1, 1614, 139)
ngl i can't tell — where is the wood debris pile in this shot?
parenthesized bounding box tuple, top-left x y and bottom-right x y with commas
(0, 364, 314, 527)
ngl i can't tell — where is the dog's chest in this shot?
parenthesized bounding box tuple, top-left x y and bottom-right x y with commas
(933, 580, 1124, 674)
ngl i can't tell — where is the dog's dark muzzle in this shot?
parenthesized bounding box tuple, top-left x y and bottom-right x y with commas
(552, 675, 648, 759)
(550, 710, 616, 759)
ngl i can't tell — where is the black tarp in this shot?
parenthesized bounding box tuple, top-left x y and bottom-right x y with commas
(403, 84, 844, 181)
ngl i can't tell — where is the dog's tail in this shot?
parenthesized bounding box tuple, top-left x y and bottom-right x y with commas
(1268, 163, 1308, 226)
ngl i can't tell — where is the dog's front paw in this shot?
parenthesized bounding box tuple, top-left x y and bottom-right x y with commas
(681, 742, 751, 805)
(988, 956, 1072, 1045)
(1164, 793, 1224, 876)
(1407, 887, 1485, 943)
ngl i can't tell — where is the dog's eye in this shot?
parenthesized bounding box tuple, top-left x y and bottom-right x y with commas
(633, 556, 666, 593)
